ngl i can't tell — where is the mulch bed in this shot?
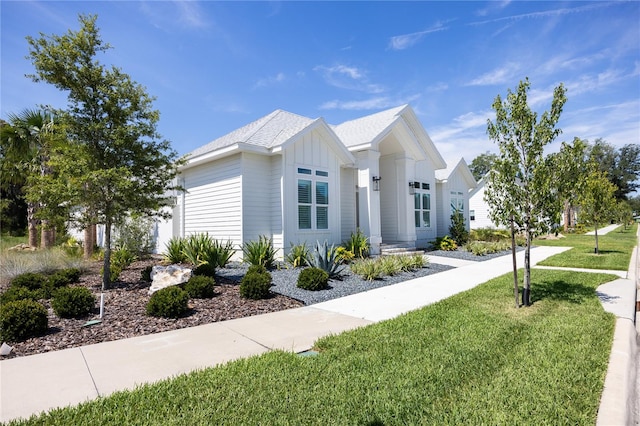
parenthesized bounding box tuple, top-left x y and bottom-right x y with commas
(0, 259, 303, 360)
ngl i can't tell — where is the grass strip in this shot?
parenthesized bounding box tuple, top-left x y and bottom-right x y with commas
(535, 224, 636, 270)
(10, 269, 617, 425)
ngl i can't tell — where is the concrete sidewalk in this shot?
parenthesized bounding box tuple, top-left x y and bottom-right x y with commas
(585, 223, 621, 235)
(0, 244, 631, 423)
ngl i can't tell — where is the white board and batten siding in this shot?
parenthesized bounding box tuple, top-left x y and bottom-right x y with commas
(414, 159, 438, 247)
(282, 129, 345, 252)
(436, 172, 471, 237)
(340, 167, 357, 242)
(182, 154, 243, 252)
(468, 182, 503, 229)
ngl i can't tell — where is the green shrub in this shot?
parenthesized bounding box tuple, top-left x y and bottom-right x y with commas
(247, 264, 268, 275)
(163, 237, 187, 264)
(400, 253, 427, 271)
(146, 286, 190, 318)
(350, 258, 382, 281)
(285, 242, 310, 268)
(48, 268, 82, 288)
(465, 241, 510, 256)
(193, 263, 216, 278)
(51, 287, 95, 318)
(141, 265, 153, 282)
(184, 275, 216, 299)
(10, 272, 48, 291)
(242, 236, 277, 269)
(111, 247, 137, 269)
(239, 270, 272, 300)
(309, 240, 344, 279)
(114, 215, 155, 257)
(469, 227, 510, 242)
(343, 229, 369, 258)
(433, 236, 458, 251)
(0, 299, 48, 342)
(0, 286, 39, 305)
(449, 210, 469, 245)
(297, 267, 329, 291)
(334, 246, 355, 264)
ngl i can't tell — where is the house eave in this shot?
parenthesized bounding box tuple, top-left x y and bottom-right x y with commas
(180, 143, 270, 170)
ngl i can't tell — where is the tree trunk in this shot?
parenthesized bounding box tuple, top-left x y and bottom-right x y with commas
(41, 220, 56, 248)
(510, 216, 519, 308)
(594, 223, 599, 254)
(563, 199, 571, 233)
(523, 230, 532, 306)
(102, 220, 112, 291)
(27, 202, 38, 248)
(83, 224, 95, 259)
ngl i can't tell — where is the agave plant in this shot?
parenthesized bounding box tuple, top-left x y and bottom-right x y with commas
(309, 240, 344, 279)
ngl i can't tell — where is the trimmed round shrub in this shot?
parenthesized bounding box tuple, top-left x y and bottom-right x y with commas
(146, 286, 189, 318)
(50, 268, 82, 286)
(10, 272, 48, 291)
(0, 286, 40, 305)
(193, 263, 216, 278)
(0, 299, 48, 342)
(141, 265, 153, 282)
(247, 264, 268, 275)
(184, 275, 216, 299)
(297, 267, 329, 291)
(51, 287, 95, 318)
(239, 270, 272, 300)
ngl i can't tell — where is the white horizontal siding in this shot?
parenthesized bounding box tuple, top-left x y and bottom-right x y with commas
(242, 152, 277, 252)
(340, 167, 356, 242)
(469, 184, 504, 229)
(182, 154, 242, 251)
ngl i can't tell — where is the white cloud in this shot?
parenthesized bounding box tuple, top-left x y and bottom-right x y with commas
(314, 64, 385, 94)
(466, 63, 520, 86)
(318, 94, 421, 111)
(253, 72, 286, 89)
(388, 22, 450, 50)
(470, 2, 614, 26)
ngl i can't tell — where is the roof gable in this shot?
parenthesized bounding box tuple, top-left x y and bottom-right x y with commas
(436, 158, 477, 189)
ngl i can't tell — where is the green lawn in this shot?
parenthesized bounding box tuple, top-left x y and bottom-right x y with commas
(0, 234, 27, 252)
(11, 269, 617, 425)
(535, 224, 637, 271)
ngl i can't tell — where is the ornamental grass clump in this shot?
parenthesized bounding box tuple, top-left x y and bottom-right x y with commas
(285, 243, 311, 268)
(52, 286, 95, 318)
(163, 237, 187, 264)
(296, 267, 329, 291)
(0, 299, 48, 342)
(146, 287, 189, 318)
(350, 258, 382, 281)
(243, 236, 277, 270)
(240, 267, 272, 300)
(342, 229, 369, 259)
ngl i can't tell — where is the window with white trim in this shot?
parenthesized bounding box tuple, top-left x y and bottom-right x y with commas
(470, 210, 476, 221)
(414, 182, 431, 228)
(297, 167, 329, 230)
(450, 191, 464, 214)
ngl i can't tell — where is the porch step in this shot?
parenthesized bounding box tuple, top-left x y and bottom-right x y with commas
(380, 242, 424, 257)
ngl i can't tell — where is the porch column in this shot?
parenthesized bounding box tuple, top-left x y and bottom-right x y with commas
(395, 156, 417, 242)
(356, 150, 382, 255)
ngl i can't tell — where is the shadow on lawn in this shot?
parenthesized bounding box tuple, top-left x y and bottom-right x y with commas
(531, 279, 596, 305)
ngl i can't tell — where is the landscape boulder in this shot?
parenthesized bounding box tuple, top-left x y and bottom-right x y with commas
(148, 265, 192, 294)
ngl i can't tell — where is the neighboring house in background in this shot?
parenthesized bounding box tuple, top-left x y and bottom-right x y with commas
(165, 105, 454, 258)
(468, 175, 505, 230)
(434, 158, 477, 236)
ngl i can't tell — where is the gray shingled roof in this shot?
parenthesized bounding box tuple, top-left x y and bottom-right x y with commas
(188, 110, 316, 158)
(331, 104, 408, 148)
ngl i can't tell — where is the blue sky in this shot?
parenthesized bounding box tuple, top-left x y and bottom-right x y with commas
(2, 1, 639, 166)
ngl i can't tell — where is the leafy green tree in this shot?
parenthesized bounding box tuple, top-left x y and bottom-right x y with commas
(578, 169, 617, 253)
(26, 14, 183, 290)
(485, 78, 567, 307)
(0, 109, 60, 247)
(469, 151, 498, 181)
(587, 139, 640, 200)
(615, 200, 633, 230)
(449, 209, 469, 245)
(548, 137, 588, 232)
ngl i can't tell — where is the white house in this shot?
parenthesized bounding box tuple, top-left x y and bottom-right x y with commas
(164, 105, 472, 258)
(434, 158, 477, 236)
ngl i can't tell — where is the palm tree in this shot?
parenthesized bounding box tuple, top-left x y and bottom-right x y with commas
(0, 108, 56, 247)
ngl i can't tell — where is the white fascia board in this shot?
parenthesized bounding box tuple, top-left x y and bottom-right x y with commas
(180, 143, 269, 170)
